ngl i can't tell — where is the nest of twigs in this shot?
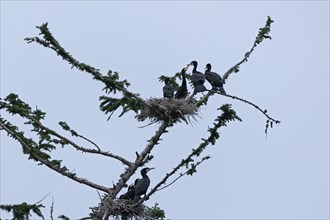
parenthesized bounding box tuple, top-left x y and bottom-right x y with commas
(136, 98, 199, 124)
(106, 199, 147, 220)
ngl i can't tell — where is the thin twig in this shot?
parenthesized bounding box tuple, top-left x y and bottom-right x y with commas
(77, 134, 100, 151)
(138, 121, 158, 128)
(209, 90, 280, 124)
(28, 116, 132, 167)
(96, 190, 103, 201)
(156, 172, 186, 192)
(35, 192, 51, 204)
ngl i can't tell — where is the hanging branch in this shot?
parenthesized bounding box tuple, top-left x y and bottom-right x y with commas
(198, 90, 280, 124)
(223, 92, 279, 123)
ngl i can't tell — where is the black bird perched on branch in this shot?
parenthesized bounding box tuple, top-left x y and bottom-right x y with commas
(163, 78, 174, 98)
(133, 167, 154, 203)
(190, 60, 207, 94)
(174, 65, 190, 99)
(205, 63, 227, 95)
(119, 178, 139, 201)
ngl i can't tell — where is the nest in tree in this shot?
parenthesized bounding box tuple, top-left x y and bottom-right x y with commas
(106, 199, 147, 219)
(136, 98, 199, 124)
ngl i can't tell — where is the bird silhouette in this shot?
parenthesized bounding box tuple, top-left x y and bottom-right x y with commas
(133, 167, 154, 203)
(190, 60, 207, 94)
(163, 78, 174, 98)
(175, 66, 189, 99)
(119, 178, 139, 201)
(205, 63, 226, 95)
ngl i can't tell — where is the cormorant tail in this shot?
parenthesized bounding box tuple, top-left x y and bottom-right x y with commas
(219, 86, 227, 95)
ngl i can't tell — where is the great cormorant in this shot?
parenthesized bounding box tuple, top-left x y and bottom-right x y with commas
(163, 78, 174, 98)
(133, 167, 154, 203)
(174, 66, 189, 99)
(190, 60, 207, 94)
(119, 178, 139, 201)
(205, 63, 226, 95)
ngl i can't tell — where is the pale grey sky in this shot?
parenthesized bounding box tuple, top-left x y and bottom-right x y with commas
(1, 1, 329, 219)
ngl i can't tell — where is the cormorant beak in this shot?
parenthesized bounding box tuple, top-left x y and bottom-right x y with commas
(147, 167, 155, 172)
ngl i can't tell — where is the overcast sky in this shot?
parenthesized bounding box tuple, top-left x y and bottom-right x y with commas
(1, 1, 329, 219)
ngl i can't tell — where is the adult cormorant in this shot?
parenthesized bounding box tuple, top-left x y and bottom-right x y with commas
(174, 66, 189, 99)
(205, 63, 226, 95)
(119, 178, 139, 201)
(133, 167, 154, 203)
(163, 78, 174, 98)
(190, 60, 207, 94)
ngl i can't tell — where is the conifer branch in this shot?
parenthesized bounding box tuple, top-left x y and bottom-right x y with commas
(222, 16, 274, 82)
(24, 23, 142, 102)
(24, 23, 146, 118)
(0, 95, 133, 167)
(0, 120, 110, 193)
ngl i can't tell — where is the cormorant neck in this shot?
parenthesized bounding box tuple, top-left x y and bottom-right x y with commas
(181, 71, 186, 79)
(141, 171, 148, 178)
(192, 65, 197, 73)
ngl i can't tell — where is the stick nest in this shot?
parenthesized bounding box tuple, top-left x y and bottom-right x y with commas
(136, 98, 199, 124)
(106, 199, 148, 219)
